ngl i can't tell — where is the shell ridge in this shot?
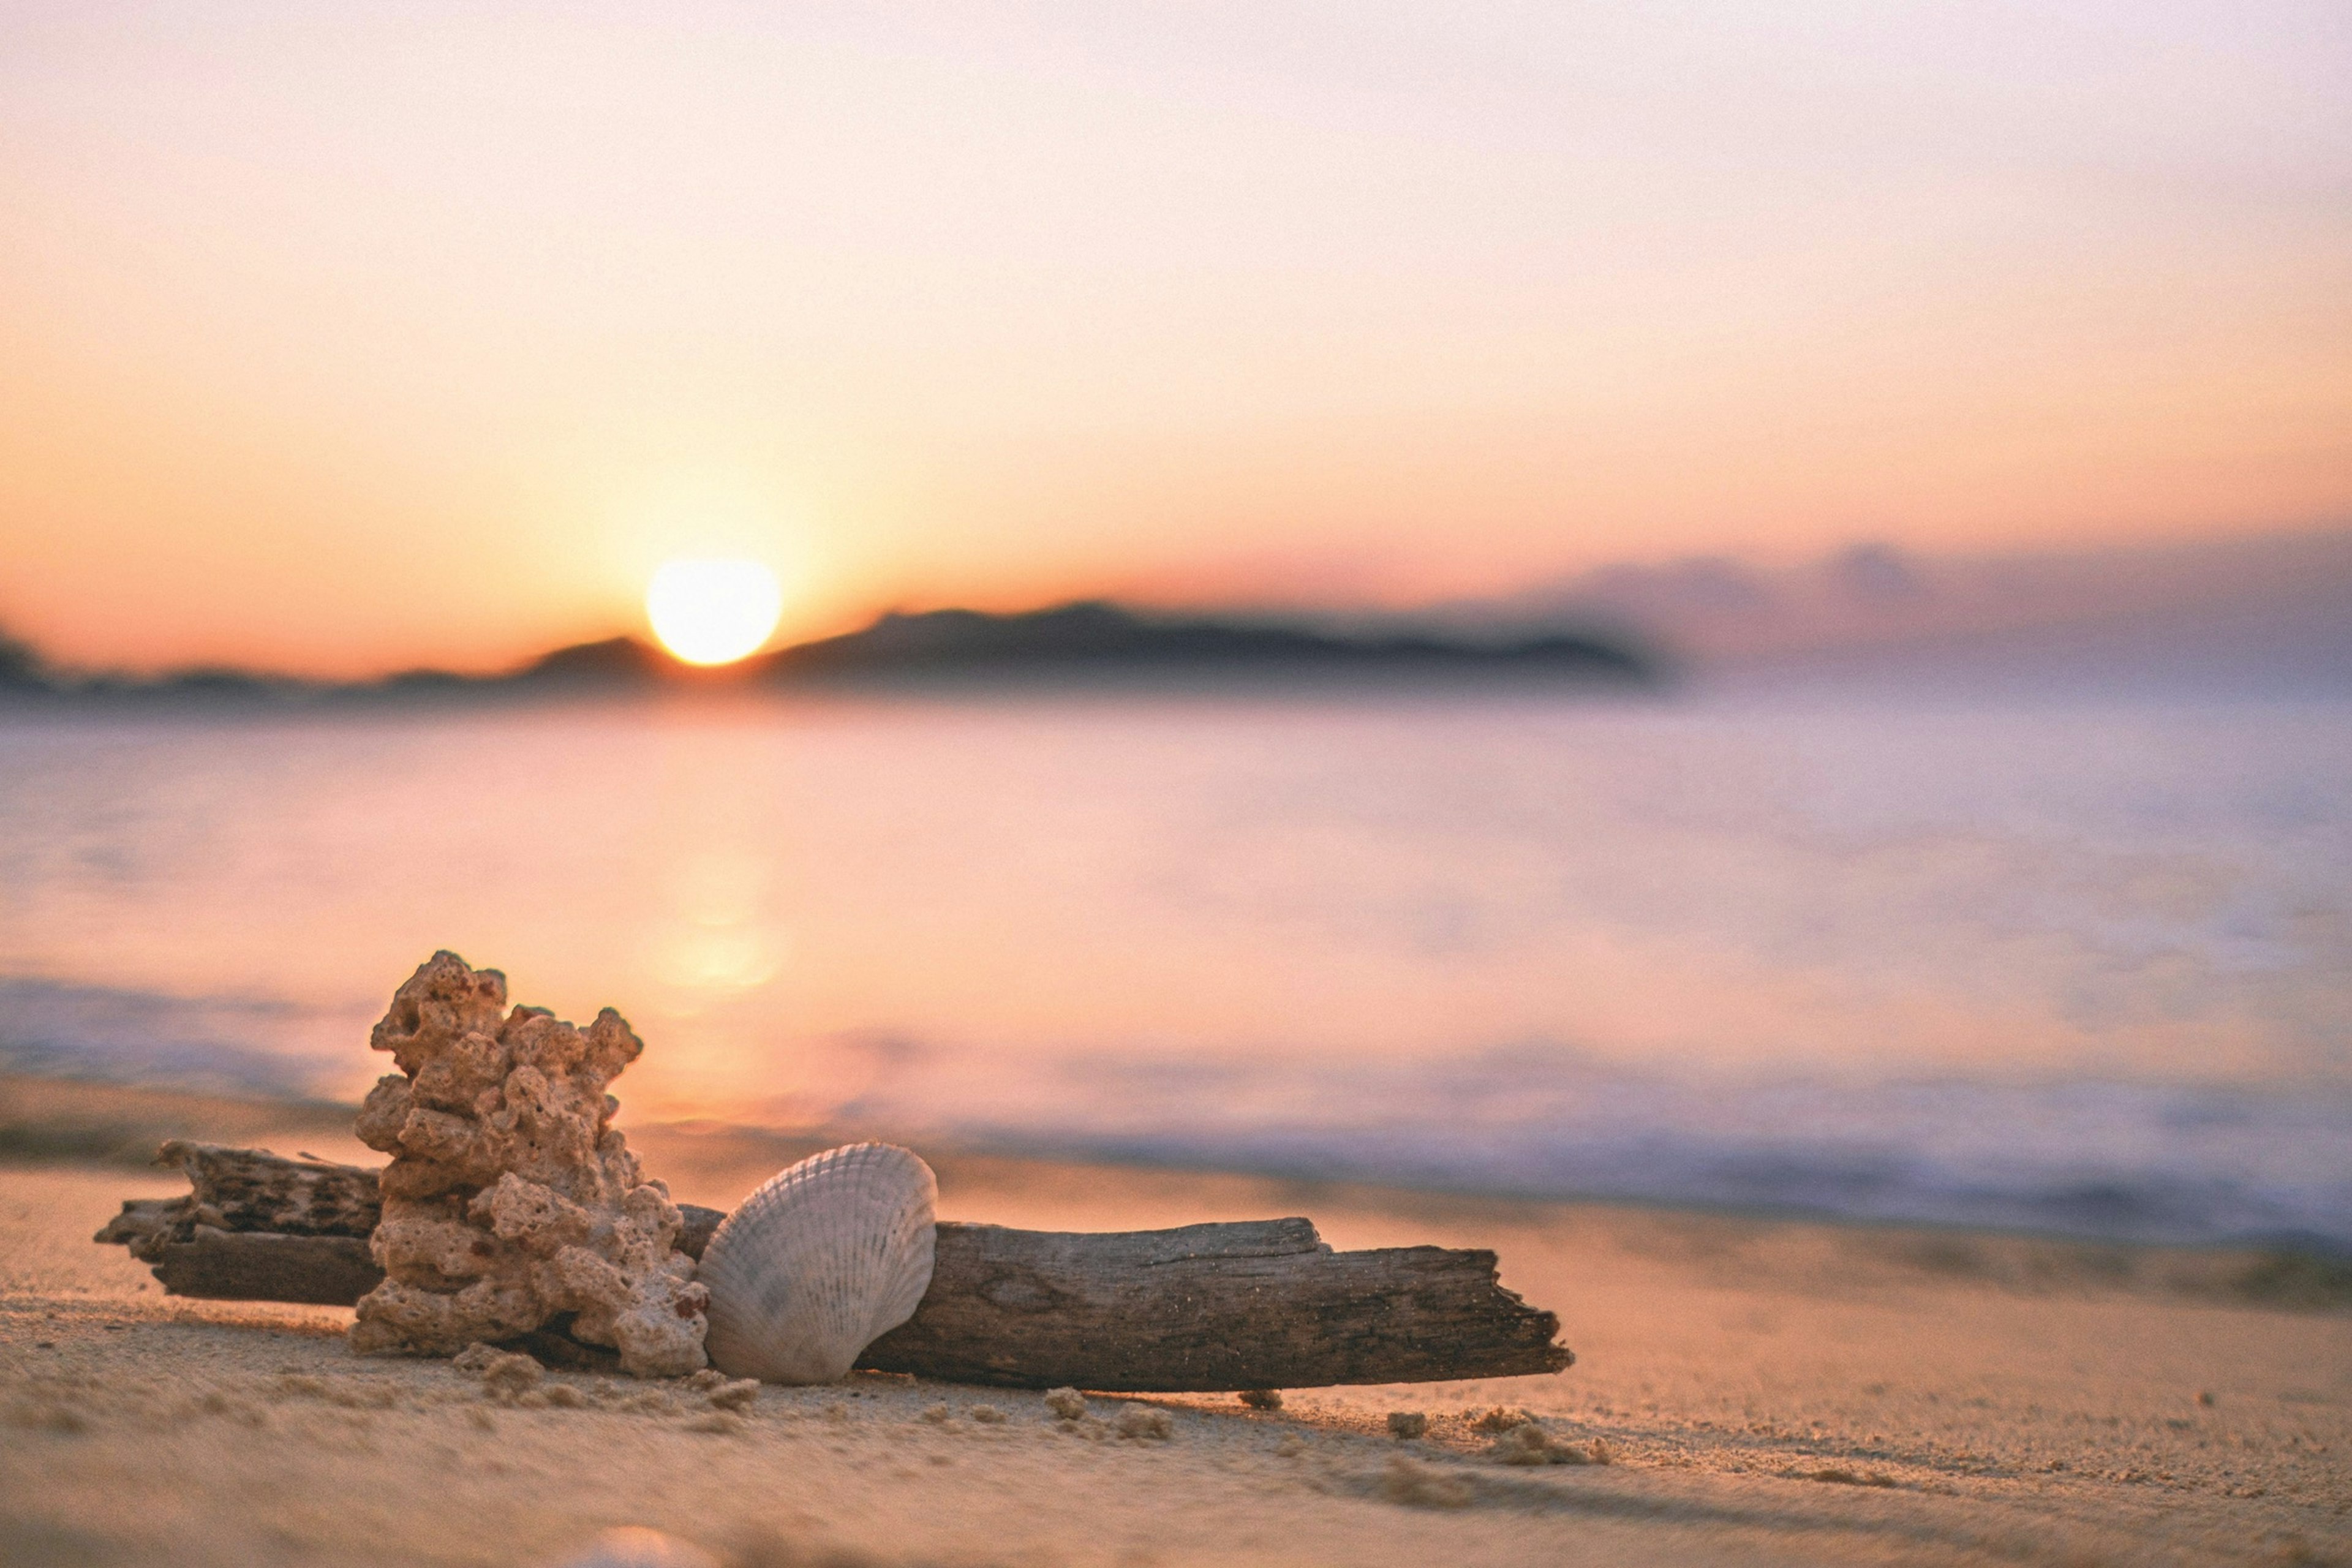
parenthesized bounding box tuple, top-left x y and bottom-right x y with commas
(698, 1142, 935, 1384)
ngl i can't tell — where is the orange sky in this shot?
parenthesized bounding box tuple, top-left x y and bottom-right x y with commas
(2, 5, 2348, 677)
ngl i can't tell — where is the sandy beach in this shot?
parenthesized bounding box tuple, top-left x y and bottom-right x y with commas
(1, 1079, 2345, 1567)
(9, 1, 2348, 1558)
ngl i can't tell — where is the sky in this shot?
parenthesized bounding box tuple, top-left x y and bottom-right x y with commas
(2, 2, 2347, 677)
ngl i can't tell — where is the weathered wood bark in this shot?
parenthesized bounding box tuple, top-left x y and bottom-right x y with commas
(96, 1145, 1572, 1389)
(94, 1140, 380, 1257)
(91, 1143, 389, 1307)
(144, 1227, 386, 1307)
(89, 1147, 724, 1278)
(858, 1217, 1570, 1389)
(676, 1202, 725, 1260)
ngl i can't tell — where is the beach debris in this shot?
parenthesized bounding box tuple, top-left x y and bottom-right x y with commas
(93, 1142, 382, 1305)
(97, 1145, 1575, 1392)
(704, 1378, 760, 1412)
(862, 1215, 1571, 1391)
(969, 1403, 1006, 1423)
(454, 1343, 546, 1399)
(1387, 1411, 1428, 1439)
(1469, 1405, 1537, 1433)
(1117, 1405, 1174, 1440)
(345, 952, 708, 1378)
(1238, 1388, 1283, 1410)
(1488, 1420, 1610, 1466)
(1381, 1455, 1472, 1509)
(99, 1139, 379, 1245)
(1045, 1387, 1087, 1420)
(696, 1142, 937, 1385)
(550, 1526, 721, 1568)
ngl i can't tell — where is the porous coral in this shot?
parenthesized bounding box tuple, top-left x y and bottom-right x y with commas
(347, 951, 707, 1376)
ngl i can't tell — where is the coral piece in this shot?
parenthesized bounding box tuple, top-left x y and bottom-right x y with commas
(454, 1343, 546, 1399)
(347, 951, 707, 1377)
(705, 1378, 760, 1412)
(1115, 1405, 1173, 1441)
(1468, 1404, 1536, 1433)
(1487, 1419, 1605, 1466)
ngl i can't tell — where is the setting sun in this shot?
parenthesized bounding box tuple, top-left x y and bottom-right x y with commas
(645, 558, 783, 666)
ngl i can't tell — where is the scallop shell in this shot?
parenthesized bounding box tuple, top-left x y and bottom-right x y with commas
(696, 1142, 938, 1384)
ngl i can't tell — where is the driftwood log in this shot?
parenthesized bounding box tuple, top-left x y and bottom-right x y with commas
(96, 1143, 1572, 1390)
(94, 1140, 389, 1307)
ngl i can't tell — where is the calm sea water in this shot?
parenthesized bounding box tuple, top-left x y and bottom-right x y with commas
(3, 684, 2347, 1248)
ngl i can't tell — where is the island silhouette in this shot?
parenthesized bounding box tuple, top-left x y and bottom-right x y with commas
(0, 600, 1657, 704)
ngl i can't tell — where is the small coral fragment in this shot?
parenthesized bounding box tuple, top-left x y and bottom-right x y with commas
(1238, 1388, 1283, 1411)
(968, 1404, 1005, 1424)
(705, 1379, 760, 1412)
(470, 1349, 545, 1399)
(347, 952, 707, 1378)
(1044, 1387, 1087, 1421)
(1387, 1411, 1428, 1439)
(1469, 1405, 1536, 1433)
(1116, 1406, 1173, 1441)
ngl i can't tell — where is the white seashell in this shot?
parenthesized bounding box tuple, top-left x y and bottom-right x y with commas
(696, 1142, 938, 1384)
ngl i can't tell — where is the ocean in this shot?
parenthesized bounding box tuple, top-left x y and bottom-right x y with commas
(3, 681, 2347, 1250)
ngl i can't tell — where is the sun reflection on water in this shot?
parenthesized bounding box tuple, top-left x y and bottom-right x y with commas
(651, 851, 787, 997)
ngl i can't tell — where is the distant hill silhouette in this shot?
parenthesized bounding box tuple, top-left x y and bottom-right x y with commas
(754, 601, 1651, 685)
(0, 601, 1656, 704)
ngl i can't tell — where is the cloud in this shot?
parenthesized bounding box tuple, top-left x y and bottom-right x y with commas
(1447, 523, 2352, 687)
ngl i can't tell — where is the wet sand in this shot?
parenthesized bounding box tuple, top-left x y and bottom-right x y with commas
(2, 1086, 2348, 1567)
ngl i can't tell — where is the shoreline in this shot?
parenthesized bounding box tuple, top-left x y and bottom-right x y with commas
(4, 1076, 2349, 1564)
(10, 1071, 2348, 1313)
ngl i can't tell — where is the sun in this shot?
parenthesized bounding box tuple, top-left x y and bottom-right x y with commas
(645, 557, 783, 666)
